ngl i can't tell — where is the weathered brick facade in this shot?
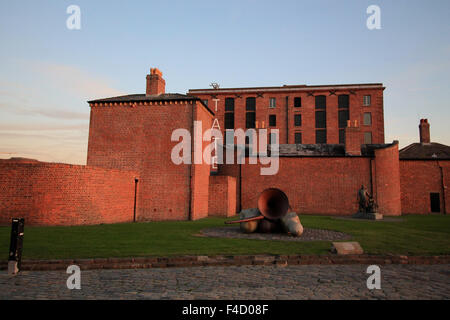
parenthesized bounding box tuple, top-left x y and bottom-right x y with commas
(0, 161, 138, 225)
(400, 160, 450, 214)
(0, 69, 448, 225)
(87, 101, 213, 221)
(208, 175, 236, 217)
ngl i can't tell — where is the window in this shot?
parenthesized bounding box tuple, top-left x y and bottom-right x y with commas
(202, 99, 208, 107)
(294, 114, 302, 126)
(225, 112, 234, 129)
(339, 129, 345, 144)
(315, 111, 326, 128)
(338, 110, 349, 128)
(295, 132, 302, 144)
(316, 130, 327, 144)
(315, 95, 326, 109)
(364, 132, 372, 144)
(246, 97, 256, 111)
(269, 115, 276, 126)
(225, 98, 235, 111)
(269, 98, 276, 108)
(363, 95, 371, 106)
(225, 97, 235, 133)
(294, 97, 302, 108)
(338, 95, 349, 109)
(246, 112, 256, 129)
(363, 113, 372, 126)
(430, 193, 440, 213)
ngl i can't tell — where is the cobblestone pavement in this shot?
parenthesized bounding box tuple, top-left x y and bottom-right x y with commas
(0, 264, 449, 300)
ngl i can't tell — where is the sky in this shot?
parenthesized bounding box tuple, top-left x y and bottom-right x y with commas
(0, 0, 449, 164)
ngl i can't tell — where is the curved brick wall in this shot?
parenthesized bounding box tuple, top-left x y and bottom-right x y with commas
(0, 162, 138, 226)
(373, 142, 402, 215)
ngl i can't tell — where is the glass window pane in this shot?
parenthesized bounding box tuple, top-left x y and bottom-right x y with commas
(246, 112, 255, 128)
(225, 112, 234, 129)
(338, 110, 349, 128)
(338, 95, 349, 108)
(225, 98, 235, 111)
(316, 130, 327, 144)
(269, 114, 276, 126)
(295, 132, 302, 144)
(315, 111, 326, 128)
(364, 113, 372, 125)
(246, 97, 256, 111)
(315, 95, 326, 109)
(269, 98, 276, 108)
(294, 114, 302, 126)
(364, 132, 372, 144)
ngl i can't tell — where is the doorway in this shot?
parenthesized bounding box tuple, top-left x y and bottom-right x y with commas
(430, 193, 440, 213)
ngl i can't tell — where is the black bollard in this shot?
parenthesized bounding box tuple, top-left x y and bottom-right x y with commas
(8, 218, 24, 274)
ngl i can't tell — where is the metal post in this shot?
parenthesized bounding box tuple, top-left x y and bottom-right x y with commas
(8, 218, 24, 275)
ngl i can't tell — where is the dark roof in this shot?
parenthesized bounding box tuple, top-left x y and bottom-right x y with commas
(217, 143, 396, 157)
(88, 93, 214, 115)
(278, 144, 346, 156)
(88, 93, 198, 103)
(399, 142, 450, 160)
(278, 143, 397, 157)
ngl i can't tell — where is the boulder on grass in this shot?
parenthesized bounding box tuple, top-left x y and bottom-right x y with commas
(280, 212, 304, 236)
(239, 208, 260, 233)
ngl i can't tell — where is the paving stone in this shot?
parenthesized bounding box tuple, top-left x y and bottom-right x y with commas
(0, 264, 448, 300)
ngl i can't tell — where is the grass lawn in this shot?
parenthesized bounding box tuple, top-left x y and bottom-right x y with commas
(0, 215, 449, 260)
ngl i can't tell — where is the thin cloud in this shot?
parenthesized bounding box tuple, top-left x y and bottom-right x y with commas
(30, 61, 126, 100)
(0, 101, 89, 120)
(0, 123, 88, 131)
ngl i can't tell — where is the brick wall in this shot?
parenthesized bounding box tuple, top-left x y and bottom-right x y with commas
(190, 102, 214, 220)
(208, 175, 237, 217)
(0, 162, 137, 226)
(88, 102, 189, 221)
(240, 157, 372, 215)
(400, 160, 450, 214)
(88, 100, 213, 221)
(373, 142, 402, 215)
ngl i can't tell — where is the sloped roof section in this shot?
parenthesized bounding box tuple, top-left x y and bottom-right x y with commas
(88, 93, 214, 115)
(88, 93, 198, 103)
(399, 142, 450, 160)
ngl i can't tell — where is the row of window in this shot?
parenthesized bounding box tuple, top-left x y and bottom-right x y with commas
(225, 112, 371, 129)
(232, 130, 373, 145)
(211, 95, 372, 110)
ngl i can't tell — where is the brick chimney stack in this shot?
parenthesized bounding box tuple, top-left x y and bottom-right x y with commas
(345, 119, 362, 156)
(419, 119, 430, 144)
(146, 68, 165, 95)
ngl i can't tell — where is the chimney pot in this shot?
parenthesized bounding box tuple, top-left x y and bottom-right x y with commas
(146, 67, 165, 95)
(419, 118, 431, 144)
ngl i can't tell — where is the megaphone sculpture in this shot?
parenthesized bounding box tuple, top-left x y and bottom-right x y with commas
(225, 188, 303, 236)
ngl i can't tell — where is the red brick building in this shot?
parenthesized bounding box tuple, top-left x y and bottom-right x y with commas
(0, 68, 448, 225)
(188, 83, 385, 145)
(399, 119, 450, 215)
